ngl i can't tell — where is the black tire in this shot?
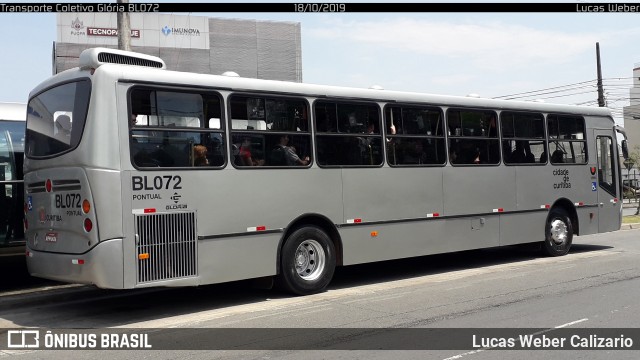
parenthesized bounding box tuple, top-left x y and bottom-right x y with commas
(277, 226, 336, 295)
(543, 208, 573, 256)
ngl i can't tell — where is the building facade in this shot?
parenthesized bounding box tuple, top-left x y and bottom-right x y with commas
(623, 64, 640, 150)
(54, 13, 302, 82)
(622, 64, 640, 185)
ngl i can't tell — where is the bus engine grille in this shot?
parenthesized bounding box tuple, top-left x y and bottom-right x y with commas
(135, 212, 197, 283)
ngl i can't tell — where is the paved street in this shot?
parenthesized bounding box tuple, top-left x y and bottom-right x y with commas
(1, 228, 639, 359)
(623, 203, 639, 216)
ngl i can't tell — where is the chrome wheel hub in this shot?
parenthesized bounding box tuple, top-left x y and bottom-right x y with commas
(550, 219, 568, 244)
(294, 239, 325, 281)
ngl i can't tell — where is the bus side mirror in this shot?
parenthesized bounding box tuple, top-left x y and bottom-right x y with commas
(621, 140, 629, 160)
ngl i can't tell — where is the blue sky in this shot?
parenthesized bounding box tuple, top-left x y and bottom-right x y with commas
(1, 1, 639, 125)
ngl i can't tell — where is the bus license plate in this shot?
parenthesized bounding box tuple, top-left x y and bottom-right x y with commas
(45, 232, 58, 243)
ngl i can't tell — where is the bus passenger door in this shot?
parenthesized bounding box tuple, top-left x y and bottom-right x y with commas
(594, 131, 621, 233)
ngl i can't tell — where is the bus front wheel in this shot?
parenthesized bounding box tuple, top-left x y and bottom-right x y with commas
(277, 226, 336, 295)
(543, 208, 573, 256)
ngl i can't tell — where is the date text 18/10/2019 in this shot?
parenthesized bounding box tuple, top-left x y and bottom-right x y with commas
(295, 3, 346, 12)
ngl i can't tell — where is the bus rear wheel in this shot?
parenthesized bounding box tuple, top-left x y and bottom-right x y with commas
(277, 226, 336, 295)
(543, 208, 573, 256)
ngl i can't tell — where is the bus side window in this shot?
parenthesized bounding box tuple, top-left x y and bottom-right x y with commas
(129, 88, 225, 169)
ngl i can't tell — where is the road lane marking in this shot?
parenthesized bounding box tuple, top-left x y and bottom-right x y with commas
(0, 350, 38, 357)
(554, 318, 588, 328)
(441, 318, 590, 360)
(342, 292, 411, 304)
(442, 349, 487, 360)
(117, 251, 613, 329)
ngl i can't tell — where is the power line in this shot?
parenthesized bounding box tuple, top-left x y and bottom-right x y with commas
(491, 76, 640, 124)
(531, 90, 598, 101)
(492, 79, 597, 100)
(494, 75, 636, 102)
(498, 86, 599, 101)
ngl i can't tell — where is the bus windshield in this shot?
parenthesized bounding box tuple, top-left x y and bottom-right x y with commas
(26, 79, 91, 158)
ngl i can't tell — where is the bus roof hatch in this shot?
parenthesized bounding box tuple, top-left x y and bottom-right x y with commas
(79, 47, 166, 71)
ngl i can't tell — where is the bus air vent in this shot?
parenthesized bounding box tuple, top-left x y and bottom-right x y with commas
(79, 47, 166, 70)
(26, 181, 46, 194)
(52, 179, 81, 191)
(26, 180, 81, 193)
(134, 211, 197, 283)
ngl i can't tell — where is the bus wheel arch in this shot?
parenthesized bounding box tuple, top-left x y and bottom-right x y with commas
(550, 198, 579, 235)
(275, 214, 342, 295)
(543, 200, 577, 256)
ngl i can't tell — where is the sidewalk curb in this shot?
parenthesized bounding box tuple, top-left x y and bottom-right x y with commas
(620, 223, 640, 230)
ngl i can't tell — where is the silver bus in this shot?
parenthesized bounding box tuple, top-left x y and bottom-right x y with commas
(0, 103, 26, 254)
(24, 48, 627, 295)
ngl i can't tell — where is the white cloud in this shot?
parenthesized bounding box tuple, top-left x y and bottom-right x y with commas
(309, 18, 610, 69)
(430, 73, 477, 86)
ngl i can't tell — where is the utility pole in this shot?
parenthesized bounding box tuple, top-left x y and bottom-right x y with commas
(596, 42, 605, 107)
(117, 0, 131, 51)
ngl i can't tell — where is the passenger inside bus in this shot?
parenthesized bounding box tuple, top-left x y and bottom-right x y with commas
(130, 113, 138, 127)
(237, 137, 264, 166)
(405, 141, 430, 165)
(193, 144, 209, 166)
(449, 149, 457, 163)
(457, 141, 481, 164)
(271, 134, 309, 166)
(508, 141, 536, 164)
(472, 149, 481, 164)
(486, 115, 498, 137)
(540, 150, 548, 163)
(347, 112, 361, 133)
(551, 149, 564, 163)
(523, 141, 535, 163)
(510, 141, 525, 163)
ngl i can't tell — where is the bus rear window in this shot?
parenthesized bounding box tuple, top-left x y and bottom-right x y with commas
(25, 80, 91, 158)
